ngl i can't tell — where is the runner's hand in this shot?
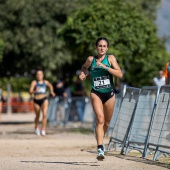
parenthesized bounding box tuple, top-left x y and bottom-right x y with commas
(96, 61, 106, 69)
(79, 72, 86, 81)
(51, 91, 56, 97)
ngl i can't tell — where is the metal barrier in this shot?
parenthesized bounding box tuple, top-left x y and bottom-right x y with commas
(82, 98, 94, 122)
(107, 93, 122, 136)
(120, 86, 159, 156)
(107, 86, 141, 150)
(107, 85, 127, 136)
(47, 85, 170, 161)
(145, 85, 170, 160)
(47, 97, 62, 125)
(47, 96, 91, 126)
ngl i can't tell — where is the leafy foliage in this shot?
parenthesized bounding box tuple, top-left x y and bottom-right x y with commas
(0, 77, 31, 92)
(0, 34, 3, 63)
(0, 0, 168, 89)
(0, 0, 87, 79)
(58, 0, 169, 87)
(127, 0, 161, 20)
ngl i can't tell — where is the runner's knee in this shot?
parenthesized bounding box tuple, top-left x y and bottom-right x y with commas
(35, 113, 40, 119)
(96, 116, 104, 125)
(42, 114, 47, 119)
(104, 121, 109, 128)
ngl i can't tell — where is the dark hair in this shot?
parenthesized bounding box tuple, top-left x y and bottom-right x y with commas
(95, 37, 109, 47)
(35, 67, 44, 74)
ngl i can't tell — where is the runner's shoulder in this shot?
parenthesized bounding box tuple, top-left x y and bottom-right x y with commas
(108, 55, 116, 61)
(31, 80, 37, 85)
(87, 56, 94, 63)
(44, 80, 49, 85)
(108, 55, 118, 66)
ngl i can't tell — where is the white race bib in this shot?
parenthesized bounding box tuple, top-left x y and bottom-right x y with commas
(93, 76, 111, 89)
(37, 86, 46, 93)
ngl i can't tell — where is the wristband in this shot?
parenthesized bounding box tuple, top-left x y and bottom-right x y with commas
(105, 66, 109, 71)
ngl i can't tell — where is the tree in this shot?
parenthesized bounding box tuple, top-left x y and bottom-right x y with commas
(0, 34, 3, 63)
(58, 0, 169, 87)
(0, 0, 88, 79)
(0, 0, 167, 87)
(127, 0, 161, 20)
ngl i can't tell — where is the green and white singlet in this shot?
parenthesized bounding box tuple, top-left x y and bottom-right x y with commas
(89, 55, 114, 93)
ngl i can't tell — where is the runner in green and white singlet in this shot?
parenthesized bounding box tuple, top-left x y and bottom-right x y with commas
(90, 54, 114, 93)
(79, 37, 123, 160)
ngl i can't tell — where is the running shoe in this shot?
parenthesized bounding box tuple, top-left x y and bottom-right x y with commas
(35, 128, 40, 136)
(41, 130, 46, 136)
(97, 148, 105, 160)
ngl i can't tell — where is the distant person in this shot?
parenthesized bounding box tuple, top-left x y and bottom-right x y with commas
(72, 76, 86, 121)
(53, 80, 67, 124)
(53, 80, 67, 98)
(64, 80, 72, 99)
(164, 62, 170, 85)
(63, 80, 72, 123)
(153, 69, 165, 87)
(29, 68, 55, 136)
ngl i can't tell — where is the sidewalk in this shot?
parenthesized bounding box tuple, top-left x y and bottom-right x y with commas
(0, 115, 169, 170)
(0, 113, 92, 129)
(0, 112, 34, 123)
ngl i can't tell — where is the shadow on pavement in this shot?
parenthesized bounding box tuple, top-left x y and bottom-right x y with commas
(0, 121, 32, 125)
(21, 161, 100, 167)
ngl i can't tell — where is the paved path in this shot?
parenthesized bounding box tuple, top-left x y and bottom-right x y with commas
(0, 113, 170, 170)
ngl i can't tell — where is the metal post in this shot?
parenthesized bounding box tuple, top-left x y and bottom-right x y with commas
(7, 82, 12, 114)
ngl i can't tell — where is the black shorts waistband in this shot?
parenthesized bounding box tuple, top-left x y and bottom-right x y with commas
(91, 89, 115, 104)
(34, 97, 47, 107)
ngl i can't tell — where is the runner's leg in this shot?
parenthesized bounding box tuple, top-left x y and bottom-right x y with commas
(90, 93, 104, 146)
(41, 99, 48, 131)
(34, 103, 41, 129)
(103, 95, 115, 135)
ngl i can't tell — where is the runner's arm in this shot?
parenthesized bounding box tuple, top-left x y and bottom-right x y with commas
(108, 55, 123, 78)
(79, 56, 93, 81)
(45, 80, 55, 97)
(29, 81, 36, 95)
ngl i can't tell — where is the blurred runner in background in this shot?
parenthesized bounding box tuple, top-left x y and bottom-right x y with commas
(29, 68, 55, 136)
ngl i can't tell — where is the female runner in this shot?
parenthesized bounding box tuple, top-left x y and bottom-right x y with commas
(29, 68, 55, 136)
(79, 37, 123, 160)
